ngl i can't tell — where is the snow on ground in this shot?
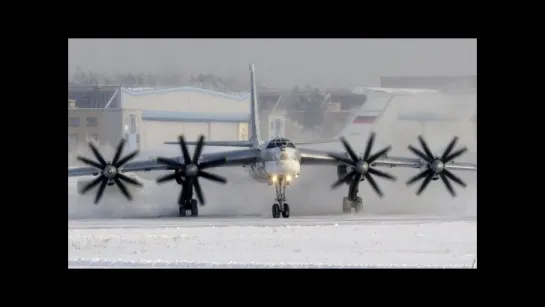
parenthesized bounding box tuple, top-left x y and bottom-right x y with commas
(68, 219, 476, 268)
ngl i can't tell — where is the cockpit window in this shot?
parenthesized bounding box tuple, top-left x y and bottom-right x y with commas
(266, 138, 296, 149)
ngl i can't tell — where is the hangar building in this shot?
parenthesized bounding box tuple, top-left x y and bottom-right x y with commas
(68, 86, 250, 155)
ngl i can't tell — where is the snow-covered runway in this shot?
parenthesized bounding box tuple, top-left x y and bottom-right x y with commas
(68, 214, 477, 268)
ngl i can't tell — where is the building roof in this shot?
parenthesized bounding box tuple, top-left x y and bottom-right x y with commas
(121, 86, 250, 101)
(142, 110, 249, 123)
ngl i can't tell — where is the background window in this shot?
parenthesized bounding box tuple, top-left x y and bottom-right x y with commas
(69, 117, 80, 127)
(86, 117, 98, 127)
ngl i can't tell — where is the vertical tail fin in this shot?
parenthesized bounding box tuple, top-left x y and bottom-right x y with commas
(249, 64, 261, 146)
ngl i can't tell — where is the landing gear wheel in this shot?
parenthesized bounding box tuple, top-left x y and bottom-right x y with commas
(342, 197, 352, 214)
(282, 203, 290, 218)
(272, 203, 281, 218)
(179, 205, 187, 217)
(354, 197, 363, 213)
(190, 199, 198, 217)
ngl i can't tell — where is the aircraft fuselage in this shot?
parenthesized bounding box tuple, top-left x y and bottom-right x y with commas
(245, 143, 302, 183)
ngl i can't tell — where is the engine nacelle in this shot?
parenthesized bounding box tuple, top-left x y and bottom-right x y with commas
(336, 164, 364, 185)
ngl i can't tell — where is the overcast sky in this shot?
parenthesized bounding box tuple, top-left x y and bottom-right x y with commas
(68, 39, 476, 88)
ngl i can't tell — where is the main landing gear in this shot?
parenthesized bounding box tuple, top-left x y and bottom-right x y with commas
(342, 181, 363, 214)
(175, 176, 200, 217)
(179, 198, 199, 217)
(271, 176, 290, 218)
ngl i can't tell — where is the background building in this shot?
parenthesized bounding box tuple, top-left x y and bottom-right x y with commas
(68, 86, 250, 155)
(380, 75, 476, 95)
(68, 84, 367, 165)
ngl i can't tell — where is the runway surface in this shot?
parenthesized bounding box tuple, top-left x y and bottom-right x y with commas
(69, 214, 476, 229)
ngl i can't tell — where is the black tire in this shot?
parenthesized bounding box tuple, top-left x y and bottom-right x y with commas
(272, 204, 281, 218)
(190, 199, 198, 217)
(282, 203, 290, 218)
(179, 206, 187, 217)
(342, 197, 352, 213)
(354, 197, 363, 213)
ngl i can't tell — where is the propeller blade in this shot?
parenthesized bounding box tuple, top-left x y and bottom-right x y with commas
(348, 173, 362, 197)
(113, 177, 132, 201)
(116, 150, 139, 168)
(416, 173, 433, 196)
(156, 172, 181, 184)
(199, 158, 227, 169)
(363, 132, 376, 161)
(418, 135, 435, 160)
(406, 169, 431, 186)
(77, 156, 103, 170)
(439, 173, 456, 197)
(441, 137, 458, 161)
(117, 173, 142, 187)
(81, 175, 104, 194)
(443, 169, 467, 187)
(331, 178, 346, 189)
(408, 145, 430, 162)
(443, 147, 468, 164)
(156, 157, 184, 169)
(193, 178, 205, 205)
(179, 135, 192, 165)
(340, 137, 359, 162)
(327, 154, 354, 166)
(198, 170, 227, 184)
(368, 168, 397, 181)
(94, 178, 109, 204)
(364, 173, 383, 197)
(193, 135, 205, 163)
(111, 139, 125, 166)
(331, 170, 356, 189)
(89, 142, 107, 166)
(367, 146, 392, 164)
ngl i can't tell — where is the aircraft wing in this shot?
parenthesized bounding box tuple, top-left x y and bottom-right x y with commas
(299, 148, 477, 171)
(164, 139, 340, 147)
(68, 148, 259, 178)
(164, 140, 253, 147)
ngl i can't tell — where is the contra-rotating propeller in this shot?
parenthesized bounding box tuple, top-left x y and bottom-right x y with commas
(77, 139, 142, 204)
(406, 135, 468, 197)
(329, 133, 397, 197)
(155, 135, 228, 206)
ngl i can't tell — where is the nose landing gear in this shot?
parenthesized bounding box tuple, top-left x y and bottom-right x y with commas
(272, 176, 290, 218)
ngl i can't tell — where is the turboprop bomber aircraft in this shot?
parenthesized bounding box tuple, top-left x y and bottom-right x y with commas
(68, 64, 477, 218)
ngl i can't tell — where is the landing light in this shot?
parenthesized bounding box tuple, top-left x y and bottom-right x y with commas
(272, 175, 278, 182)
(286, 175, 292, 182)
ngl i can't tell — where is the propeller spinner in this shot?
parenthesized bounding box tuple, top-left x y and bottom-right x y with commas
(76, 139, 142, 204)
(155, 135, 228, 206)
(328, 133, 397, 197)
(406, 135, 468, 197)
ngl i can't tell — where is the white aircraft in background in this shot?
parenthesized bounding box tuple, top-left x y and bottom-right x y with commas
(68, 64, 477, 218)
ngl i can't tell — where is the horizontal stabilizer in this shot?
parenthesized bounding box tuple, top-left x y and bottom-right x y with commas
(164, 140, 253, 147)
(292, 140, 337, 145)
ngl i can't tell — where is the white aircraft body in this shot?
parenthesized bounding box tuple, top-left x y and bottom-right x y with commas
(68, 64, 477, 218)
